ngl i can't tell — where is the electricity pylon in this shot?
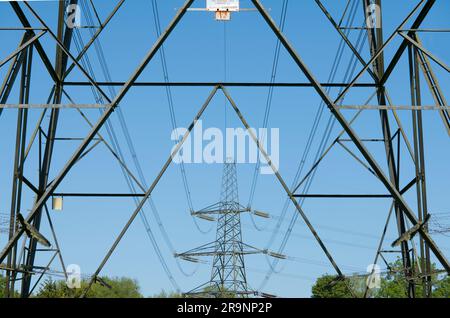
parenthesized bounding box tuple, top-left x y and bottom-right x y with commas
(176, 159, 279, 298)
(1, 0, 449, 299)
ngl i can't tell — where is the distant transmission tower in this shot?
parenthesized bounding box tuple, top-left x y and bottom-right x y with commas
(176, 159, 278, 298)
(211, 160, 248, 295)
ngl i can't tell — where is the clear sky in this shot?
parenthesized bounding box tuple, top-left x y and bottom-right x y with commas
(0, 0, 449, 297)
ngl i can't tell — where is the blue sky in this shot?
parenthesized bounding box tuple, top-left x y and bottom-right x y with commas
(0, 0, 449, 297)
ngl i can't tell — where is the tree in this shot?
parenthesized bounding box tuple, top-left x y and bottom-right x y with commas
(83, 277, 142, 298)
(36, 277, 67, 298)
(376, 258, 439, 298)
(35, 276, 143, 298)
(150, 290, 183, 298)
(311, 259, 450, 298)
(201, 285, 236, 298)
(0, 275, 5, 298)
(434, 276, 450, 298)
(0, 275, 19, 298)
(311, 275, 354, 298)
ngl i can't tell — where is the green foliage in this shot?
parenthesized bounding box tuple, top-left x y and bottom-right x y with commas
(311, 275, 354, 298)
(84, 277, 142, 298)
(312, 258, 450, 298)
(35, 277, 66, 298)
(434, 276, 450, 298)
(0, 275, 19, 298)
(376, 259, 410, 298)
(35, 276, 143, 298)
(164, 285, 237, 298)
(150, 290, 183, 298)
(0, 275, 5, 298)
(376, 258, 438, 298)
(202, 285, 236, 298)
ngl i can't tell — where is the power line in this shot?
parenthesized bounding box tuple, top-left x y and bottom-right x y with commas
(260, 0, 367, 289)
(150, 0, 213, 236)
(70, 1, 182, 290)
(247, 0, 289, 229)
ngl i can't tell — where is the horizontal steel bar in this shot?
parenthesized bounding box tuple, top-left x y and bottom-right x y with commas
(0, 104, 109, 109)
(192, 209, 250, 215)
(399, 28, 450, 33)
(53, 137, 101, 141)
(8, 103, 443, 110)
(293, 194, 393, 198)
(52, 193, 145, 198)
(338, 105, 450, 110)
(339, 138, 385, 142)
(177, 251, 263, 257)
(62, 81, 377, 88)
(0, 27, 47, 31)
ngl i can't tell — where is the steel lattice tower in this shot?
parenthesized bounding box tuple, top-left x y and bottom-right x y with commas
(211, 160, 248, 295)
(1, 0, 449, 298)
(176, 159, 276, 297)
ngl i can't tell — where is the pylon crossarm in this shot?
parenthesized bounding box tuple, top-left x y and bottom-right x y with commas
(192, 208, 250, 216)
(176, 242, 265, 258)
(193, 201, 223, 213)
(175, 241, 217, 257)
(178, 250, 263, 258)
(191, 201, 252, 219)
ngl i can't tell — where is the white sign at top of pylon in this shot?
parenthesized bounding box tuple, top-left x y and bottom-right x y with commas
(206, 0, 240, 11)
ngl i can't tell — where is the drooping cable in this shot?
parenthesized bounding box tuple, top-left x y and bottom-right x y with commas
(262, 27, 368, 290)
(70, 2, 183, 289)
(259, 0, 368, 289)
(261, 30, 368, 289)
(72, 33, 181, 289)
(247, 0, 289, 232)
(87, 1, 197, 280)
(150, 0, 213, 236)
(266, 0, 360, 252)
